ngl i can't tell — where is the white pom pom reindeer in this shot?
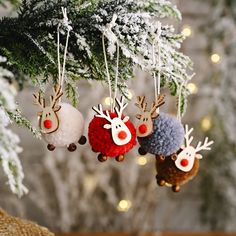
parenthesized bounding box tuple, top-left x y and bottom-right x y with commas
(175, 125, 214, 172)
(33, 85, 86, 152)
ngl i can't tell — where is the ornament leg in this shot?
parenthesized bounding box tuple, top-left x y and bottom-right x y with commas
(78, 135, 87, 145)
(157, 154, 165, 162)
(171, 153, 178, 161)
(156, 175, 165, 186)
(47, 144, 55, 151)
(172, 185, 181, 193)
(97, 154, 107, 162)
(138, 147, 147, 156)
(68, 143, 77, 152)
(115, 155, 125, 162)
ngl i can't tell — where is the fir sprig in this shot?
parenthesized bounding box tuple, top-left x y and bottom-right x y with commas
(7, 109, 41, 139)
(0, 0, 193, 115)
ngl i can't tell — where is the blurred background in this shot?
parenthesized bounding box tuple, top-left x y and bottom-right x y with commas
(1, 0, 236, 233)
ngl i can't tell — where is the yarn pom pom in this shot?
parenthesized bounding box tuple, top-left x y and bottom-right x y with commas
(138, 113, 184, 156)
(43, 103, 84, 147)
(88, 112, 136, 157)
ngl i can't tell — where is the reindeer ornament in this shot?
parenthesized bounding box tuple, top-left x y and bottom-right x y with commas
(136, 95, 185, 157)
(32, 8, 86, 152)
(33, 85, 86, 152)
(156, 125, 214, 192)
(88, 97, 136, 162)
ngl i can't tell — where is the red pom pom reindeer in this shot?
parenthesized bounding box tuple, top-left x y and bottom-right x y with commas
(156, 125, 214, 192)
(88, 97, 136, 162)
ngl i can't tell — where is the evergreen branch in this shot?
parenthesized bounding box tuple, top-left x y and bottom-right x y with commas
(0, 0, 193, 115)
(64, 78, 79, 107)
(7, 109, 41, 139)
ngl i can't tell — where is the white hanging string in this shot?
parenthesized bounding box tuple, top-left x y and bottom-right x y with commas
(152, 42, 158, 101)
(57, 7, 72, 89)
(102, 14, 119, 112)
(153, 22, 162, 112)
(177, 81, 185, 122)
(157, 24, 161, 97)
(57, 25, 61, 84)
(60, 30, 70, 87)
(113, 42, 120, 111)
(102, 34, 113, 111)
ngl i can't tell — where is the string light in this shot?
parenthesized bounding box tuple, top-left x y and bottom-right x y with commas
(136, 156, 147, 166)
(187, 83, 198, 94)
(211, 53, 221, 64)
(182, 25, 192, 37)
(103, 97, 113, 106)
(83, 175, 97, 193)
(201, 116, 212, 131)
(104, 90, 133, 106)
(117, 200, 132, 212)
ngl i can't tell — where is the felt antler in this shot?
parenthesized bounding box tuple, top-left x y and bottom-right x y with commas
(184, 125, 194, 147)
(195, 137, 214, 153)
(115, 97, 128, 119)
(33, 92, 45, 109)
(135, 96, 147, 112)
(150, 95, 165, 117)
(92, 104, 112, 122)
(50, 85, 63, 109)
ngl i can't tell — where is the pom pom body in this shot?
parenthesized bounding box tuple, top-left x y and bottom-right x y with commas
(156, 152, 199, 188)
(138, 113, 184, 156)
(88, 112, 136, 157)
(43, 103, 84, 147)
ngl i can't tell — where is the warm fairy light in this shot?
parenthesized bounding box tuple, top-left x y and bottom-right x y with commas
(117, 200, 132, 212)
(201, 116, 212, 131)
(104, 97, 113, 106)
(211, 53, 221, 64)
(84, 175, 97, 193)
(137, 156, 147, 166)
(182, 25, 192, 37)
(187, 83, 198, 94)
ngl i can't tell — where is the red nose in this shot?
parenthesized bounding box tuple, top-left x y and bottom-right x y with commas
(118, 131, 127, 140)
(180, 159, 189, 167)
(44, 119, 52, 129)
(138, 124, 147, 134)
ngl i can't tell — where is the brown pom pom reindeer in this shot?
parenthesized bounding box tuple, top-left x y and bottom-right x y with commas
(156, 125, 214, 192)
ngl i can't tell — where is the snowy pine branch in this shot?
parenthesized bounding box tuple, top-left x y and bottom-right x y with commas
(0, 58, 28, 197)
(0, 0, 193, 114)
(7, 109, 41, 139)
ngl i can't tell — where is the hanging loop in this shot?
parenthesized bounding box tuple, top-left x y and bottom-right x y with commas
(102, 14, 119, 112)
(153, 21, 162, 113)
(57, 7, 72, 90)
